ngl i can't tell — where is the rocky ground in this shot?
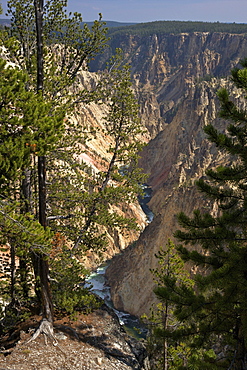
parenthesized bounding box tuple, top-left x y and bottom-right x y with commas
(0, 305, 149, 370)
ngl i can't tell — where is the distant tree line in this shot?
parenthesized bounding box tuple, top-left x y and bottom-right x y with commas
(107, 20, 247, 37)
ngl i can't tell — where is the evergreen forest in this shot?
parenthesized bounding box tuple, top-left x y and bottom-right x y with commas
(107, 20, 247, 37)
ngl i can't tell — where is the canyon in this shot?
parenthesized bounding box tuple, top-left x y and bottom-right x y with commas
(3, 22, 247, 319)
(89, 30, 247, 316)
(2, 22, 247, 370)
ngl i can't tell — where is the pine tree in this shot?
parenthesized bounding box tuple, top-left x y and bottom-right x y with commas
(0, 57, 65, 330)
(46, 50, 147, 311)
(168, 59, 247, 368)
(6, 0, 108, 101)
(0, 58, 64, 194)
(1, 0, 108, 332)
(1, 1, 146, 335)
(70, 49, 146, 253)
(144, 240, 216, 370)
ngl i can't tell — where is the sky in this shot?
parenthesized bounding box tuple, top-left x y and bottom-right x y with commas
(1, 0, 247, 24)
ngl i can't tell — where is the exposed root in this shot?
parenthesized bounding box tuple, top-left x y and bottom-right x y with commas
(26, 318, 57, 344)
(25, 319, 68, 357)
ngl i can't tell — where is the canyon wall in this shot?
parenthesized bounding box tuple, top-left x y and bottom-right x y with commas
(91, 32, 247, 139)
(96, 31, 247, 316)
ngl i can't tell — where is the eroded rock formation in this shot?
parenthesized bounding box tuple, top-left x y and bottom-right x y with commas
(101, 31, 247, 316)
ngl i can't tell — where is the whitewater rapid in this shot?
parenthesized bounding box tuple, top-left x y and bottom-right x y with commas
(85, 264, 147, 339)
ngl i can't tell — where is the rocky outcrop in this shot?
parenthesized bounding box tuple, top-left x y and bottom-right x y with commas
(102, 31, 247, 316)
(0, 305, 150, 370)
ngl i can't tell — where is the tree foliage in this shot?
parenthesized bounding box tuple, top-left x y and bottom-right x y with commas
(144, 241, 217, 370)
(47, 49, 146, 257)
(6, 0, 108, 101)
(0, 0, 145, 330)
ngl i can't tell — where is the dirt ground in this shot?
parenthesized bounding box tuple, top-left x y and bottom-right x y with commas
(0, 305, 149, 370)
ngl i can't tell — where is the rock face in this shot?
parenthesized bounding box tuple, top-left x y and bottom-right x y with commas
(92, 32, 247, 140)
(101, 31, 247, 316)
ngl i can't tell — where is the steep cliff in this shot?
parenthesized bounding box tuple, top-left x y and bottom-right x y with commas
(92, 31, 247, 139)
(102, 31, 247, 316)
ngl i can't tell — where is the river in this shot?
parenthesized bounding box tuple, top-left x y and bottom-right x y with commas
(85, 185, 153, 340)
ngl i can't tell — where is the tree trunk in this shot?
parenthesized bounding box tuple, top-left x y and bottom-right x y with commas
(233, 320, 247, 369)
(35, 0, 44, 94)
(10, 242, 16, 305)
(36, 156, 53, 322)
(20, 168, 32, 299)
(162, 303, 169, 370)
(38, 156, 46, 228)
(19, 257, 29, 299)
(21, 168, 32, 214)
(34, 0, 54, 324)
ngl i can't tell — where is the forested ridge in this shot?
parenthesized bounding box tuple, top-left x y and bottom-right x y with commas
(107, 20, 247, 37)
(1, 18, 247, 35)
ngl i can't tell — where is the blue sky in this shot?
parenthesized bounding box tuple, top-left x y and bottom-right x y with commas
(1, 0, 247, 23)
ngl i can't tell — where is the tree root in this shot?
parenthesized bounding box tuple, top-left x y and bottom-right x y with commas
(25, 318, 68, 357)
(26, 318, 57, 344)
(19, 316, 79, 366)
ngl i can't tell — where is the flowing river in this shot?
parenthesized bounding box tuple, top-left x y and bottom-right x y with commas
(85, 185, 153, 340)
(85, 264, 148, 339)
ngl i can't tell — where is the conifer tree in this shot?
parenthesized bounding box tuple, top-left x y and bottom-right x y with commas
(0, 58, 63, 329)
(1, 0, 146, 334)
(166, 59, 247, 368)
(144, 240, 216, 370)
(46, 50, 146, 311)
(70, 50, 146, 253)
(1, 0, 108, 332)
